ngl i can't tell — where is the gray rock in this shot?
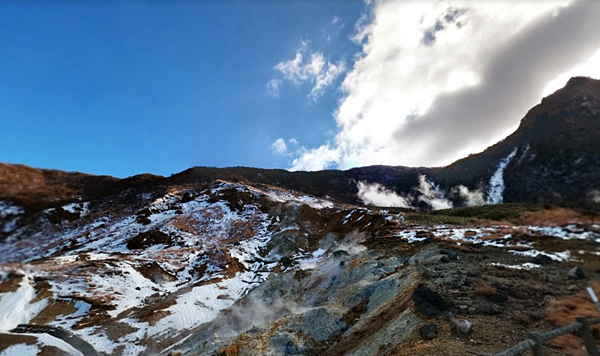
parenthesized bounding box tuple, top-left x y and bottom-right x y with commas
(302, 308, 347, 342)
(332, 250, 350, 259)
(532, 254, 552, 265)
(419, 324, 438, 340)
(411, 284, 453, 311)
(477, 303, 502, 315)
(270, 333, 303, 355)
(448, 314, 473, 335)
(367, 278, 400, 312)
(486, 293, 508, 303)
(416, 301, 439, 318)
(344, 311, 420, 356)
(568, 266, 585, 279)
(420, 268, 433, 280)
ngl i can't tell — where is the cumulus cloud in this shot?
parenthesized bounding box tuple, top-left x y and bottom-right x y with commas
(292, 0, 600, 171)
(290, 144, 340, 172)
(269, 42, 345, 100)
(275, 52, 324, 83)
(357, 182, 412, 208)
(270, 138, 288, 155)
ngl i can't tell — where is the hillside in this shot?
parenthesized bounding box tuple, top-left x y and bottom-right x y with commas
(0, 77, 599, 356)
(2, 78, 600, 217)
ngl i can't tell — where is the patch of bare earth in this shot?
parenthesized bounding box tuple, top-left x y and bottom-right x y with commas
(0, 272, 23, 293)
(38, 345, 70, 356)
(0, 333, 37, 351)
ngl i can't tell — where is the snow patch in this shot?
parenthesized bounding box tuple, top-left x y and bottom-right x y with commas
(508, 249, 570, 262)
(342, 210, 355, 224)
(529, 225, 600, 243)
(0, 274, 48, 331)
(0, 201, 23, 218)
(62, 202, 90, 216)
(489, 262, 540, 270)
(34, 333, 84, 356)
(396, 230, 429, 243)
(487, 148, 517, 205)
(0, 344, 39, 356)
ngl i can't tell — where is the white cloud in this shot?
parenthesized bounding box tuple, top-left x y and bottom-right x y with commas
(269, 42, 345, 100)
(357, 182, 412, 208)
(270, 138, 288, 155)
(417, 175, 453, 210)
(453, 185, 486, 207)
(292, 0, 600, 171)
(275, 52, 324, 84)
(309, 61, 346, 100)
(542, 47, 600, 97)
(332, 15, 341, 25)
(266, 79, 282, 97)
(290, 144, 340, 172)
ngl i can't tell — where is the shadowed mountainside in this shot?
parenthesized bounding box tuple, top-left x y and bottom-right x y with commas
(1, 77, 599, 215)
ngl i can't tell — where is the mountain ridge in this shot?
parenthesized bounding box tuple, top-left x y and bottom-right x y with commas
(1, 77, 600, 356)
(1, 76, 599, 214)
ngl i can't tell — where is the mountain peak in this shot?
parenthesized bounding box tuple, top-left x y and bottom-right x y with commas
(564, 75, 600, 90)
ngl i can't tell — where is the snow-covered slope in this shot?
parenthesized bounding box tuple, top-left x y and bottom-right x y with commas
(0, 181, 349, 355)
(0, 179, 599, 356)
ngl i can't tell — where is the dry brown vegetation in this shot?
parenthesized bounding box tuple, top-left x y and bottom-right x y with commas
(414, 204, 600, 227)
(0, 272, 23, 293)
(545, 282, 600, 355)
(518, 208, 598, 226)
(474, 282, 498, 297)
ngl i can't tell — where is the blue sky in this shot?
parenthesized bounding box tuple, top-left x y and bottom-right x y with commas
(2, 1, 600, 178)
(0, 1, 364, 177)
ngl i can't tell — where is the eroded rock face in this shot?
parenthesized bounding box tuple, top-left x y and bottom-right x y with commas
(1, 180, 599, 356)
(0, 180, 411, 355)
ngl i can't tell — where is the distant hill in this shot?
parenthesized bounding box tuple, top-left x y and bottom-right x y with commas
(1, 77, 599, 213)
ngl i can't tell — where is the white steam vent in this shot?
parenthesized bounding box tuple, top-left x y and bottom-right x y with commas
(486, 148, 518, 205)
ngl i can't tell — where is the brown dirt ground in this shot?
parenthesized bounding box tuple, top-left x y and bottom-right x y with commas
(362, 229, 600, 356)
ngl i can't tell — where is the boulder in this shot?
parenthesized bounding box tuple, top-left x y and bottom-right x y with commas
(486, 293, 509, 303)
(412, 284, 453, 311)
(417, 301, 439, 318)
(532, 254, 552, 265)
(419, 324, 438, 340)
(568, 266, 585, 279)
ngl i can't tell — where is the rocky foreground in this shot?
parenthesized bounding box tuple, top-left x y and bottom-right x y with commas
(0, 179, 599, 356)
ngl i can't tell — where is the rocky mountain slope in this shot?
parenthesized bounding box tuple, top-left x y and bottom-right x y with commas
(0, 77, 600, 356)
(1, 178, 600, 356)
(2, 78, 599, 215)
